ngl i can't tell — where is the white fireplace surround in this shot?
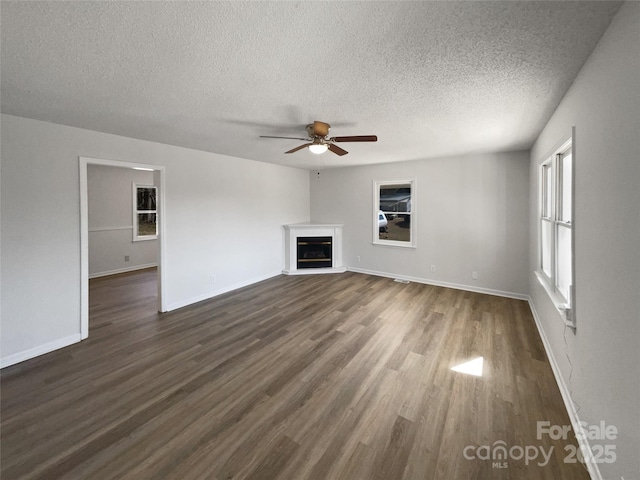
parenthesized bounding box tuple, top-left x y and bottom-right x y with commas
(283, 223, 346, 275)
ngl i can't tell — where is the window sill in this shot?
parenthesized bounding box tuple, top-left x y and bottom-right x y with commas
(372, 241, 416, 249)
(534, 270, 575, 328)
(133, 236, 157, 242)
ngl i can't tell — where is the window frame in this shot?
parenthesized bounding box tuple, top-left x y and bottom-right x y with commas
(537, 137, 574, 325)
(132, 183, 158, 242)
(373, 178, 416, 248)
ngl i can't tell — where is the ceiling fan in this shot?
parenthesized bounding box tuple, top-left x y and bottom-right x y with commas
(260, 121, 377, 156)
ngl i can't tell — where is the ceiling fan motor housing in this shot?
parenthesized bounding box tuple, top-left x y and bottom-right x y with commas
(307, 121, 330, 138)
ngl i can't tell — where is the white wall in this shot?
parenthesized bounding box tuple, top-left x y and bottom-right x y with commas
(529, 3, 640, 479)
(88, 164, 157, 277)
(0, 114, 310, 366)
(310, 151, 530, 297)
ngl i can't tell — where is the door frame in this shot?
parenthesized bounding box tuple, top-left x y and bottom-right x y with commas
(79, 156, 167, 339)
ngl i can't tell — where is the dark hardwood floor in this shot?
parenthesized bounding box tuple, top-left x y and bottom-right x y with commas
(1, 268, 589, 479)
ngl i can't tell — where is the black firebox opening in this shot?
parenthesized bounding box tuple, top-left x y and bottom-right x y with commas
(297, 236, 332, 269)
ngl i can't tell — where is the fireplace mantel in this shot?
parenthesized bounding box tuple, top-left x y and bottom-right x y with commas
(283, 223, 346, 275)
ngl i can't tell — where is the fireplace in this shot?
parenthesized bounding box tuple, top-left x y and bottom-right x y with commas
(283, 223, 345, 275)
(297, 236, 332, 269)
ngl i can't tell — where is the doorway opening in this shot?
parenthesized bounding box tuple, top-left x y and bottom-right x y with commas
(79, 157, 167, 340)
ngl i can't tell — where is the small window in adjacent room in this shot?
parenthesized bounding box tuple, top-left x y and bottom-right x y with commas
(373, 179, 416, 247)
(133, 184, 157, 241)
(538, 138, 573, 321)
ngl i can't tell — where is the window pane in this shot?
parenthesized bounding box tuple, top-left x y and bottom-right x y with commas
(542, 165, 552, 218)
(137, 187, 156, 211)
(379, 213, 411, 242)
(380, 184, 411, 213)
(137, 213, 157, 237)
(560, 152, 572, 223)
(556, 225, 572, 301)
(541, 220, 552, 277)
(379, 183, 412, 243)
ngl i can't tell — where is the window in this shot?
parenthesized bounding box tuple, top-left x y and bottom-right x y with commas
(133, 184, 157, 241)
(538, 139, 573, 317)
(373, 179, 416, 247)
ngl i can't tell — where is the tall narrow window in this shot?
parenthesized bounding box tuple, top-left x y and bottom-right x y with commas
(373, 179, 416, 247)
(538, 139, 573, 311)
(133, 184, 157, 241)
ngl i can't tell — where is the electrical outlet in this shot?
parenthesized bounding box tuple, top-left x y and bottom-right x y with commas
(211, 275, 216, 284)
(472, 271, 478, 280)
(356, 256, 361, 262)
(124, 255, 130, 262)
(430, 265, 436, 272)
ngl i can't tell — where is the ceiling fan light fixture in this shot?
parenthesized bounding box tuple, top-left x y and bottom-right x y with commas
(262, 120, 377, 156)
(309, 143, 328, 155)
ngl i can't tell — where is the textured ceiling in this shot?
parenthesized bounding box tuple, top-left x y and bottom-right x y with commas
(1, 1, 622, 169)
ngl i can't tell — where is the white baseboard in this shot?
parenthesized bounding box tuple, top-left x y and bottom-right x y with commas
(165, 270, 282, 312)
(89, 263, 157, 279)
(347, 267, 529, 301)
(1, 334, 82, 369)
(527, 299, 601, 480)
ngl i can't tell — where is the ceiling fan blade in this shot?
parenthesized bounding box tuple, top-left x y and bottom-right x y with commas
(328, 143, 349, 156)
(285, 143, 312, 154)
(312, 121, 330, 137)
(260, 135, 310, 141)
(331, 135, 378, 143)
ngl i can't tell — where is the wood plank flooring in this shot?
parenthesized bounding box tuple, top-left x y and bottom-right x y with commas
(1, 269, 590, 480)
